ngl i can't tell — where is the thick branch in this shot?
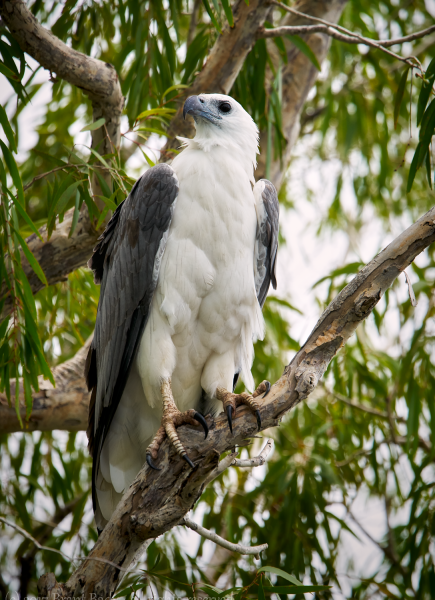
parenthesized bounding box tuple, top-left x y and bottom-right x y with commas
(0, 0, 124, 317)
(34, 207, 435, 599)
(0, 338, 90, 434)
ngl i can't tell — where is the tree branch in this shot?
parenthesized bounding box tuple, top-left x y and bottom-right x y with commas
(258, 22, 435, 53)
(0, 337, 91, 434)
(0, 0, 124, 317)
(33, 207, 435, 598)
(255, 0, 346, 188)
(183, 517, 268, 557)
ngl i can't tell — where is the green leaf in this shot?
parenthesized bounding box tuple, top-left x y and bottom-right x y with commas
(417, 77, 435, 126)
(201, 0, 222, 33)
(0, 139, 25, 205)
(69, 189, 82, 237)
(80, 117, 106, 132)
(425, 147, 432, 189)
(0, 105, 17, 152)
(96, 205, 110, 230)
(258, 578, 266, 600)
(263, 585, 331, 593)
(12, 229, 48, 286)
(407, 141, 426, 192)
(136, 107, 176, 120)
(394, 66, 410, 129)
(162, 84, 189, 100)
(286, 34, 321, 71)
(257, 566, 302, 585)
(0, 61, 21, 81)
(52, 179, 86, 221)
(5, 187, 43, 241)
(419, 98, 435, 142)
(136, 126, 168, 137)
(220, 0, 234, 27)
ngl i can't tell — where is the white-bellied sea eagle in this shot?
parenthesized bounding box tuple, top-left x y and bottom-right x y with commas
(85, 94, 279, 531)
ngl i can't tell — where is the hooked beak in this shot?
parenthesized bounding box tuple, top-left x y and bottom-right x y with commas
(183, 95, 221, 124)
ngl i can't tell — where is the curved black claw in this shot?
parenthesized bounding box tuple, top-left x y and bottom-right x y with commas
(146, 453, 161, 471)
(262, 380, 271, 398)
(183, 454, 195, 469)
(226, 405, 234, 434)
(255, 410, 262, 431)
(194, 411, 209, 439)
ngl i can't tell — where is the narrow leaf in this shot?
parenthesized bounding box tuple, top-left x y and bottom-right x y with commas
(394, 66, 410, 129)
(263, 585, 331, 593)
(417, 77, 434, 126)
(287, 34, 321, 71)
(220, 0, 234, 27)
(0, 140, 24, 205)
(0, 105, 17, 152)
(257, 567, 302, 585)
(5, 188, 43, 240)
(0, 61, 21, 81)
(136, 108, 176, 120)
(12, 229, 48, 285)
(80, 118, 106, 132)
(162, 84, 189, 99)
(201, 0, 222, 33)
(258, 578, 266, 600)
(425, 147, 433, 189)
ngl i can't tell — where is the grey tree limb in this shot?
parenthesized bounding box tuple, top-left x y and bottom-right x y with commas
(0, 0, 124, 317)
(183, 517, 268, 557)
(32, 206, 435, 599)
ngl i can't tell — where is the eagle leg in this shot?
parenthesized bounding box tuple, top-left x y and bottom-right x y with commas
(216, 380, 270, 434)
(145, 378, 208, 470)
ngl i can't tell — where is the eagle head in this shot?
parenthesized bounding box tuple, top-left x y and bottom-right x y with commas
(182, 93, 259, 176)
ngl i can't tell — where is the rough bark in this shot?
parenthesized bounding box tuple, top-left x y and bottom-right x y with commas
(256, 0, 346, 187)
(34, 206, 435, 598)
(0, 338, 90, 434)
(0, 0, 124, 317)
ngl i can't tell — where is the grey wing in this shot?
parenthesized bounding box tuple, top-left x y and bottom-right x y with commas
(84, 163, 178, 510)
(253, 179, 279, 307)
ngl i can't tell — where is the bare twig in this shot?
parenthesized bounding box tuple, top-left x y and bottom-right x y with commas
(258, 22, 435, 51)
(202, 440, 274, 487)
(269, 0, 423, 70)
(321, 384, 405, 422)
(347, 510, 408, 576)
(182, 516, 268, 557)
(233, 439, 273, 467)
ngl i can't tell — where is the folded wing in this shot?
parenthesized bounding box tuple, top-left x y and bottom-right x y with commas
(85, 164, 179, 514)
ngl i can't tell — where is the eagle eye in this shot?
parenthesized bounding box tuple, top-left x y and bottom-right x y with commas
(219, 101, 232, 113)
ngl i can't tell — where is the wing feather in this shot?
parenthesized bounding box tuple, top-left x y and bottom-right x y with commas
(253, 179, 279, 308)
(85, 164, 179, 512)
